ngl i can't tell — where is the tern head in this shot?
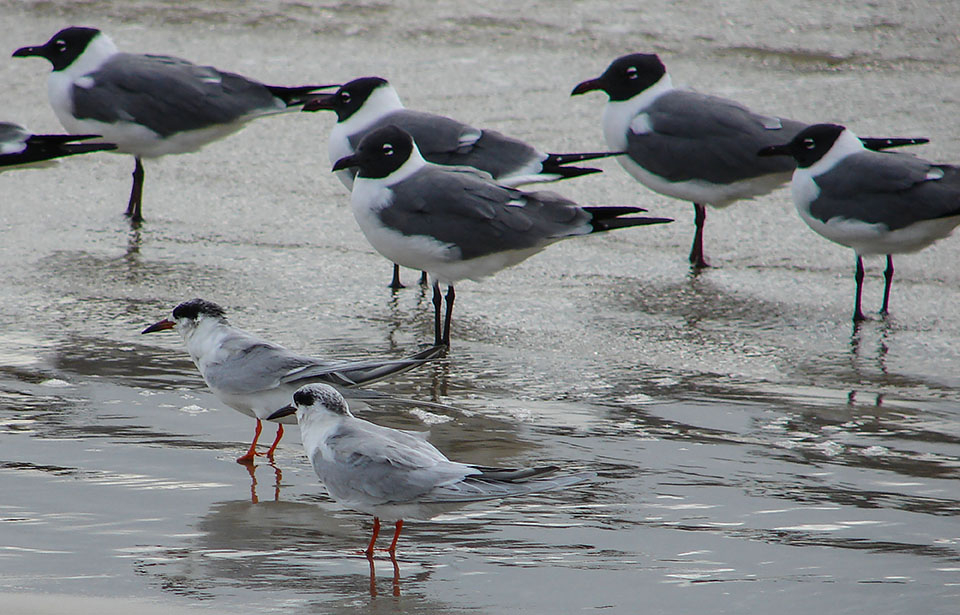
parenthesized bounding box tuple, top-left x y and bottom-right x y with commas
(332, 124, 419, 180)
(758, 123, 849, 169)
(141, 298, 228, 337)
(13, 26, 104, 71)
(267, 383, 351, 422)
(571, 53, 667, 102)
(302, 76, 400, 122)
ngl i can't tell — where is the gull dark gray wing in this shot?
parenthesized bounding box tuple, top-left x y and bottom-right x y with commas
(71, 53, 284, 137)
(346, 110, 546, 180)
(381, 167, 593, 261)
(810, 151, 960, 230)
(627, 90, 804, 184)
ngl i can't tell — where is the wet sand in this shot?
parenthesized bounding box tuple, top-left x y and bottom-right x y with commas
(1, 1, 958, 613)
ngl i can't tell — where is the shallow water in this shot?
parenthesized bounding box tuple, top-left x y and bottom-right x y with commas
(1, 1, 959, 613)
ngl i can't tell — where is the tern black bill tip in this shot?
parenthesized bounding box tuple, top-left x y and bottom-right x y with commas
(141, 318, 175, 334)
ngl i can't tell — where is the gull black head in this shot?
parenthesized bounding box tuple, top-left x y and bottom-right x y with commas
(13, 27, 102, 72)
(332, 124, 415, 180)
(758, 123, 847, 169)
(293, 384, 350, 416)
(572, 53, 667, 102)
(303, 77, 391, 121)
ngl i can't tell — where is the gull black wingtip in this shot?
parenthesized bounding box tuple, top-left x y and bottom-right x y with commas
(332, 154, 358, 172)
(141, 318, 175, 334)
(267, 405, 297, 422)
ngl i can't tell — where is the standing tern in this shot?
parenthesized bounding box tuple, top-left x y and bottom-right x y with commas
(142, 298, 444, 463)
(268, 383, 593, 557)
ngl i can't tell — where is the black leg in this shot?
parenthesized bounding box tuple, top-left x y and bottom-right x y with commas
(880, 255, 894, 315)
(853, 255, 866, 323)
(389, 264, 405, 290)
(419, 271, 428, 286)
(441, 285, 455, 347)
(125, 156, 145, 224)
(432, 282, 443, 346)
(689, 203, 709, 268)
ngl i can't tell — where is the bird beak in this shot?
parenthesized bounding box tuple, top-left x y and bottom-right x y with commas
(141, 318, 176, 334)
(267, 405, 297, 421)
(332, 154, 358, 172)
(12, 45, 43, 58)
(757, 143, 791, 157)
(301, 92, 339, 112)
(571, 78, 603, 96)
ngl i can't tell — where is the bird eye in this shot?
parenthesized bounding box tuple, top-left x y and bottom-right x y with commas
(382, 143, 394, 156)
(626, 66, 638, 79)
(55, 39, 67, 52)
(802, 138, 815, 150)
(340, 91, 351, 103)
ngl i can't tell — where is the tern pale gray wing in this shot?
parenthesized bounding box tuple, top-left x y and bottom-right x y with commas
(810, 152, 960, 229)
(314, 419, 476, 504)
(72, 53, 285, 137)
(202, 335, 333, 396)
(627, 90, 804, 184)
(420, 470, 593, 503)
(380, 167, 592, 260)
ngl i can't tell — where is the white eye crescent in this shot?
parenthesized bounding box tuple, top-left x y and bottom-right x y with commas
(382, 143, 394, 156)
(341, 91, 351, 103)
(803, 138, 816, 150)
(626, 66, 638, 79)
(56, 39, 67, 52)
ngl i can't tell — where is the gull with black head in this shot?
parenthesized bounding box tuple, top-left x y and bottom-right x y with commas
(572, 53, 929, 268)
(0, 121, 114, 170)
(760, 123, 960, 323)
(14, 26, 334, 224)
(142, 299, 444, 463)
(305, 76, 622, 289)
(332, 125, 673, 346)
(268, 383, 593, 558)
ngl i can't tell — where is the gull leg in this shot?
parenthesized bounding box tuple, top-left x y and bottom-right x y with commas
(419, 271, 428, 286)
(880, 255, 894, 316)
(442, 286, 455, 347)
(125, 156, 145, 224)
(363, 517, 381, 558)
(689, 202, 709, 268)
(265, 424, 284, 460)
(384, 520, 404, 556)
(853, 255, 867, 323)
(236, 419, 263, 464)
(432, 282, 443, 346)
(389, 264, 405, 290)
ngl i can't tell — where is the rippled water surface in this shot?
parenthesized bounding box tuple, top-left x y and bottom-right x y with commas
(1, 1, 959, 613)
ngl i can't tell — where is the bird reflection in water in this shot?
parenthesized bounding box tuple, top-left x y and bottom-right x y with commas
(245, 462, 282, 504)
(367, 552, 401, 597)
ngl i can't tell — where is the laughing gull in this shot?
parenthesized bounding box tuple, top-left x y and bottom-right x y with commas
(0, 121, 115, 170)
(332, 125, 673, 346)
(268, 383, 592, 557)
(304, 76, 621, 289)
(142, 298, 445, 463)
(759, 123, 960, 322)
(571, 53, 930, 268)
(13, 26, 334, 224)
